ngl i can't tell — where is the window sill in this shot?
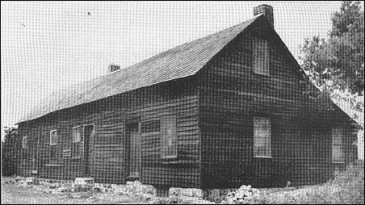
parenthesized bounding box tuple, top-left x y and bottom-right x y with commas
(45, 164, 63, 167)
(161, 161, 182, 165)
(126, 175, 139, 181)
(161, 155, 178, 160)
(332, 161, 345, 164)
(254, 156, 272, 159)
(72, 156, 82, 160)
(253, 71, 270, 77)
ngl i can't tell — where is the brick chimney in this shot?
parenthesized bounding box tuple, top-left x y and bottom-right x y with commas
(253, 4, 274, 28)
(108, 64, 120, 73)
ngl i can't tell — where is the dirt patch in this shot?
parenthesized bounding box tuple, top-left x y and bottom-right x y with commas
(2, 180, 71, 204)
(1, 177, 212, 204)
(1, 177, 148, 204)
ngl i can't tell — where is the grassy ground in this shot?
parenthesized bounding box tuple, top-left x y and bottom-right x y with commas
(267, 161, 364, 204)
(225, 161, 364, 204)
(1, 177, 74, 204)
(1, 177, 160, 204)
(0, 177, 211, 204)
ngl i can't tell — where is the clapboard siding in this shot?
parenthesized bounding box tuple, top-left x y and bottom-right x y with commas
(198, 29, 357, 189)
(126, 78, 200, 187)
(17, 77, 200, 188)
(16, 99, 127, 183)
(15, 15, 358, 190)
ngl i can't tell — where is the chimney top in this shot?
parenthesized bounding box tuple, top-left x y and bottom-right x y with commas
(253, 4, 274, 28)
(108, 64, 120, 73)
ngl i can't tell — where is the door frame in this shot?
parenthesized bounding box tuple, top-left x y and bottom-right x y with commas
(125, 117, 141, 181)
(83, 123, 95, 176)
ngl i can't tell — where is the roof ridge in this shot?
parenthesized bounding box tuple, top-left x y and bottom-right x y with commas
(17, 15, 261, 124)
(118, 15, 261, 75)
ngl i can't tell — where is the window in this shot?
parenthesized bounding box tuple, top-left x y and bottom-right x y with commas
(50, 130, 58, 145)
(253, 38, 269, 76)
(22, 136, 28, 149)
(142, 120, 160, 133)
(72, 126, 82, 158)
(253, 117, 271, 158)
(161, 115, 177, 159)
(332, 128, 344, 163)
(22, 136, 28, 159)
(50, 130, 58, 160)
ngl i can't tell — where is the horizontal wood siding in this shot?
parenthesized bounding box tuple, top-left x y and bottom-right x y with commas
(17, 77, 200, 188)
(127, 79, 200, 188)
(198, 29, 357, 189)
(17, 98, 127, 184)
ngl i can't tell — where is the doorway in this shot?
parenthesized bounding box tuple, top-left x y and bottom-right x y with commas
(83, 124, 94, 176)
(30, 135, 39, 175)
(126, 122, 141, 180)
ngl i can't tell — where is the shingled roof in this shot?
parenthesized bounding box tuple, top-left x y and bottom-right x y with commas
(18, 15, 265, 124)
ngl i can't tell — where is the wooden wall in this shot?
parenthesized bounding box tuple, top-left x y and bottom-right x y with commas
(17, 78, 201, 188)
(15, 20, 358, 190)
(197, 25, 358, 189)
(17, 96, 127, 183)
(127, 79, 200, 188)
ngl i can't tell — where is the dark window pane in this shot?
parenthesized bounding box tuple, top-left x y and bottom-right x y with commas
(50, 145, 57, 160)
(142, 120, 160, 133)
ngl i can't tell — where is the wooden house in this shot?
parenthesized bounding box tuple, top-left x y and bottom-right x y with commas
(15, 5, 359, 192)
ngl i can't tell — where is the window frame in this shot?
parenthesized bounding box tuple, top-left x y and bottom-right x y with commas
(21, 136, 28, 160)
(141, 120, 160, 134)
(49, 130, 58, 161)
(22, 136, 28, 149)
(71, 126, 82, 159)
(160, 115, 178, 159)
(253, 117, 272, 158)
(332, 127, 345, 163)
(50, 130, 58, 146)
(252, 37, 270, 76)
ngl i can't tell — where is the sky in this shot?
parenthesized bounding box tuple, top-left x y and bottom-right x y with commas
(1, 1, 363, 138)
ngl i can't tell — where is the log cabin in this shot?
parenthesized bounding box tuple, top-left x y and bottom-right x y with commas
(15, 4, 360, 193)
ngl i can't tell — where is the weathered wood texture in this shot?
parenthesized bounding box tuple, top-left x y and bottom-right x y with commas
(17, 78, 200, 188)
(198, 28, 357, 189)
(15, 20, 358, 190)
(127, 79, 200, 188)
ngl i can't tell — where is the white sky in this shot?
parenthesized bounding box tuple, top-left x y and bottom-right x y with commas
(1, 1, 363, 137)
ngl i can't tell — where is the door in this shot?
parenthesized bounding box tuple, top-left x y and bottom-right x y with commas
(31, 136, 39, 175)
(127, 122, 141, 179)
(84, 124, 94, 176)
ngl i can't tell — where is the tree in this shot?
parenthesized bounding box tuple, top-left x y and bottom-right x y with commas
(300, 1, 364, 123)
(1, 126, 18, 176)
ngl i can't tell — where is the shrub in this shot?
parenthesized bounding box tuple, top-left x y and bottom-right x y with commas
(327, 160, 364, 204)
(221, 160, 364, 204)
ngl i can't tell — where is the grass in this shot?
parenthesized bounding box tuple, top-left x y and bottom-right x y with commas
(241, 160, 364, 204)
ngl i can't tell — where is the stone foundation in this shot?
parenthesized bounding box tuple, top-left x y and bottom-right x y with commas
(169, 187, 204, 198)
(94, 181, 156, 196)
(14, 176, 237, 201)
(203, 188, 238, 199)
(73, 178, 94, 192)
(169, 187, 237, 202)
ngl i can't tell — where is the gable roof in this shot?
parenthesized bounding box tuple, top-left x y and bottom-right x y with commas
(19, 14, 358, 128)
(18, 15, 262, 124)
